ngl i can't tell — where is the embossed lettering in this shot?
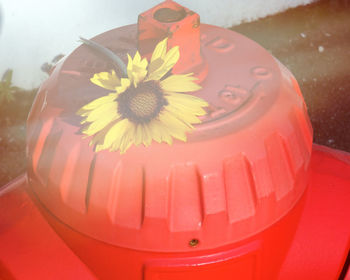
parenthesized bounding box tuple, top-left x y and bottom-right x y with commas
(200, 34, 208, 41)
(200, 105, 227, 122)
(200, 82, 262, 123)
(219, 85, 249, 105)
(251, 67, 272, 80)
(206, 37, 235, 53)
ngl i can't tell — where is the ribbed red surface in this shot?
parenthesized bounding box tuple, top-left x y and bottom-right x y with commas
(26, 23, 312, 252)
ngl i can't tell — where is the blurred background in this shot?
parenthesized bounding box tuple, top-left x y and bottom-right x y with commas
(0, 0, 314, 89)
(0, 0, 349, 185)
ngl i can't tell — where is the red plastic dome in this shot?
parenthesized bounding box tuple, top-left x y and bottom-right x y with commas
(24, 1, 315, 279)
(26, 1, 312, 253)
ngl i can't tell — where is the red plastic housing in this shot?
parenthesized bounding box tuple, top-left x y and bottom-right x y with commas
(26, 22, 312, 254)
(0, 145, 349, 279)
(0, 1, 349, 279)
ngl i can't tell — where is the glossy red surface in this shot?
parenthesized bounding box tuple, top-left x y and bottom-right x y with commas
(1, 2, 348, 279)
(26, 22, 312, 253)
(0, 145, 349, 279)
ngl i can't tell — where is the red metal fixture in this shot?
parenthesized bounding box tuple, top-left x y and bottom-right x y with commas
(0, 1, 349, 279)
(138, 0, 206, 79)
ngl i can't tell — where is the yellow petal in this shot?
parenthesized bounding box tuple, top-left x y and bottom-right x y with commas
(166, 91, 208, 107)
(90, 70, 120, 90)
(162, 133, 173, 145)
(96, 142, 110, 152)
(89, 128, 109, 148)
(133, 124, 152, 147)
(169, 100, 207, 117)
(147, 120, 162, 143)
(160, 73, 201, 92)
(163, 46, 180, 69)
(127, 52, 148, 87)
(165, 93, 208, 115)
(135, 52, 148, 70)
(164, 104, 202, 125)
(77, 93, 117, 114)
(102, 119, 131, 150)
(133, 51, 141, 64)
(126, 54, 136, 85)
(157, 123, 174, 144)
(134, 125, 143, 146)
(115, 78, 131, 94)
(133, 69, 148, 87)
(127, 54, 133, 74)
(82, 112, 120, 135)
(132, 51, 149, 70)
(148, 57, 164, 75)
(109, 128, 126, 151)
(147, 46, 180, 81)
(159, 111, 193, 133)
(147, 118, 173, 145)
(106, 121, 131, 152)
(150, 38, 168, 63)
(142, 125, 152, 146)
(82, 101, 117, 123)
(162, 123, 187, 142)
(120, 141, 133, 154)
(119, 124, 135, 153)
(148, 38, 168, 75)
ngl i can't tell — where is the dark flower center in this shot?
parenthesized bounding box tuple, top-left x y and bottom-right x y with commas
(117, 81, 168, 124)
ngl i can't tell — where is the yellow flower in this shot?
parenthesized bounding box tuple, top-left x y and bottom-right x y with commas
(77, 38, 208, 153)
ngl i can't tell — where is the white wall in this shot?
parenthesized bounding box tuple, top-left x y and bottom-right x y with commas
(0, 0, 314, 89)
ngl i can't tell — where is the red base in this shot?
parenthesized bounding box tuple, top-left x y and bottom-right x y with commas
(0, 144, 349, 280)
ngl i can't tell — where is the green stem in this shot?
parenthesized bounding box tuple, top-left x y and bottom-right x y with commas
(79, 37, 127, 77)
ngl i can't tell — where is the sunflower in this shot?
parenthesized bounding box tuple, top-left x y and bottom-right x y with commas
(77, 38, 208, 153)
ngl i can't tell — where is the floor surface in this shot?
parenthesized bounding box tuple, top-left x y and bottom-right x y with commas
(231, 0, 350, 152)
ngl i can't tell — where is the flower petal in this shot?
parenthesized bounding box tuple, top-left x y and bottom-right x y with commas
(148, 38, 168, 76)
(147, 120, 162, 143)
(109, 122, 132, 152)
(163, 46, 180, 70)
(147, 46, 180, 81)
(127, 52, 148, 87)
(77, 93, 117, 114)
(165, 93, 208, 114)
(134, 125, 143, 146)
(115, 78, 131, 94)
(150, 37, 168, 63)
(158, 111, 191, 139)
(119, 124, 136, 153)
(142, 125, 153, 146)
(147, 57, 164, 75)
(132, 51, 148, 70)
(90, 70, 120, 90)
(82, 101, 117, 123)
(160, 73, 201, 92)
(151, 119, 174, 145)
(78, 37, 210, 154)
(101, 118, 131, 150)
(164, 104, 202, 125)
(82, 112, 120, 135)
(89, 128, 109, 147)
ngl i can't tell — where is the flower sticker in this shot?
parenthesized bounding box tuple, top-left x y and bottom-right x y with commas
(77, 38, 208, 153)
